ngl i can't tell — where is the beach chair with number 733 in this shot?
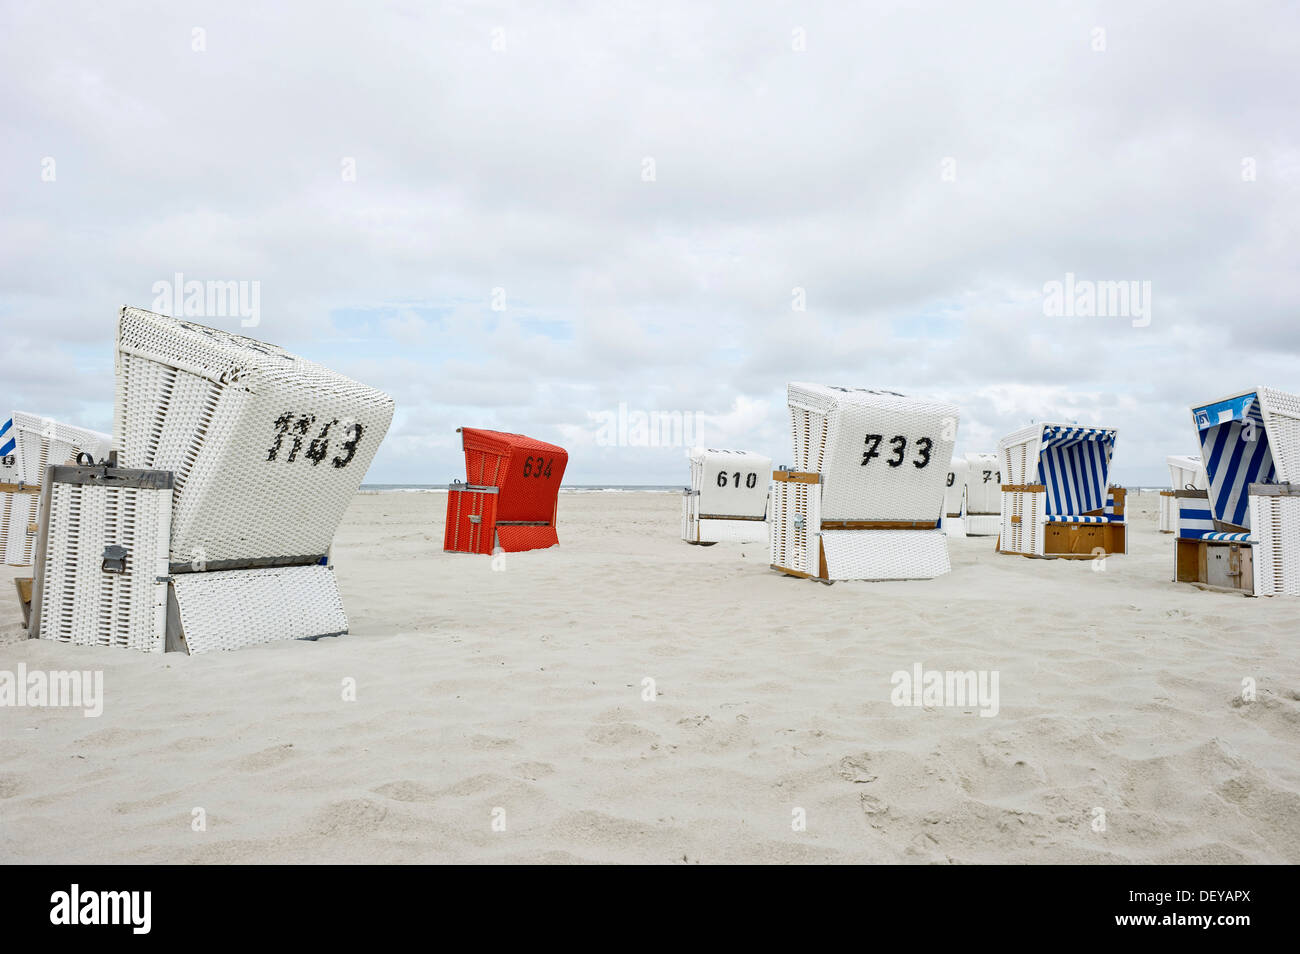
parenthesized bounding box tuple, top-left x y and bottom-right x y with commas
(770, 383, 959, 582)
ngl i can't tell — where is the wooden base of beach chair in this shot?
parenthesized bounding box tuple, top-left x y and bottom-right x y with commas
(14, 577, 32, 629)
(996, 522, 1126, 558)
(1175, 538, 1255, 595)
(1043, 521, 1127, 557)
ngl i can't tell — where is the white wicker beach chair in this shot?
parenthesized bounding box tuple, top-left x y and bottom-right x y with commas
(1174, 388, 1300, 595)
(996, 424, 1126, 558)
(28, 307, 394, 652)
(770, 383, 958, 582)
(1159, 455, 1206, 533)
(961, 452, 1002, 537)
(941, 457, 969, 538)
(681, 447, 772, 545)
(0, 412, 111, 567)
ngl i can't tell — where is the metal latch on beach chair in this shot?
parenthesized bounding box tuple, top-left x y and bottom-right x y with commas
(101, 544, 129, 574)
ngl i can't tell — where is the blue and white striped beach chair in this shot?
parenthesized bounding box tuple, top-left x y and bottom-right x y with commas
(996, 423, 1126, 558)
(1175, 388, 1300, 595)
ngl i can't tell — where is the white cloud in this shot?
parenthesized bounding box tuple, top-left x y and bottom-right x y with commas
(1, 0, 1296, 486)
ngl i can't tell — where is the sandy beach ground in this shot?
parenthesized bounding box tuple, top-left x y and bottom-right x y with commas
(1, 490, 1297, 864)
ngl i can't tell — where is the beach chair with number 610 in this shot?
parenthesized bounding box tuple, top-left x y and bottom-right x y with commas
(681, 447, 772, 546)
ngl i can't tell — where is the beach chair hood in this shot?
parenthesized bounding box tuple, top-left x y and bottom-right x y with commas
(445, 427, 568, 553)
(1189, 389, 1296, 529)
(787, 383, 959, 523)
(115, 307, 395, 566)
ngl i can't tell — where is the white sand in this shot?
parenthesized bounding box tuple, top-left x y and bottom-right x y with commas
(1, 490, 1297, 864)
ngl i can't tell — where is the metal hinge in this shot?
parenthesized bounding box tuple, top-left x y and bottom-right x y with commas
(102, 545, 129, 574)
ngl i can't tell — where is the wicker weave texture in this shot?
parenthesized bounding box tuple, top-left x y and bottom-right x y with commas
(444, 488, 497, 554)
(1158, 495, 1174, 533)
(690, 447, 771, 520)
(1167, 455, 1207, 491)
(964, 514, 1001, 537)
(943, 458, 969, 518)
(821, 529, 951, 580)
(1, 492, 38, 566)
(683, 447, 770, 543)
(963, 453, 1002, 516)
(786, 383, 958, 522)
(696, 517, 768, 544)
(1161, 455, 1205, 533)
(997, 425, 1042, 484)
(497, 525, 560, 551)
(1259, 387, 1300, 483)
(171, 564, 348, 653)
(114, 308, 394, 565)
(769, 478, 818, 575)
(1000, 489, 1045, 555)
(36, 477, 171, 652)
(446, 428, 566, 553)
(1250, 493, 1300, 596)
(1, 411, 112, 485)
(460, 428, 567, 523)
(1, 412, 112, 566)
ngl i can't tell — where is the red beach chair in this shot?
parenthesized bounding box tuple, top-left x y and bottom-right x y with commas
(444, 428, 568, 554)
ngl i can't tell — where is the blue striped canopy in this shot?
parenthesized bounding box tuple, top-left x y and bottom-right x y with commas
(0, 417, 13, 457)
(1037, 425, 1115, 516)
(1176, 498, 1216, 539)
(1194, 393, 1274, 528)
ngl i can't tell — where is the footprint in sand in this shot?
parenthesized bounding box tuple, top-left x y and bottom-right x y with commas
(234, 743, 296, 771)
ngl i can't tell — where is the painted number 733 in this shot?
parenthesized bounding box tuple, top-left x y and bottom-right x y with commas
(861, 434, 933, 468)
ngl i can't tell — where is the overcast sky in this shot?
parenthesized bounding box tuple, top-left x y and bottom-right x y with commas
(2, 1, 1296, 486)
